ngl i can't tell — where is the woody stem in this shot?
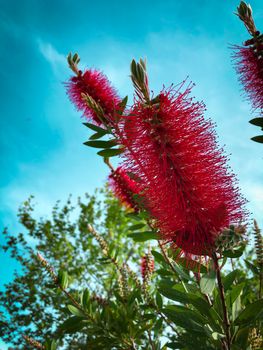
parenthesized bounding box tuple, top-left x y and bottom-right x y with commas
(212, 252, 231, 350)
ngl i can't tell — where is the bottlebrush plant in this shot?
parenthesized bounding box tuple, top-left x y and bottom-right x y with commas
(3, 2, 263, 350)
(233, 1, 263, 143)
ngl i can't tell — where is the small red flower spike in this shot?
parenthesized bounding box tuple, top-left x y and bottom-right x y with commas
(108, 166, 142, 211)
(141, 254, 154, 280)
(66, 69, 121, 125)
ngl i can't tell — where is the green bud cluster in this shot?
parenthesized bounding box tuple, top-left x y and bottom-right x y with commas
(67, 52, 81, 75)
(215, 225, 247, 253)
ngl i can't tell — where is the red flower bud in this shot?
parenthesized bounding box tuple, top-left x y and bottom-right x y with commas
(108, 166, 142, 211)
(66, 69, 121, 125)
(141, 255, 154, 280)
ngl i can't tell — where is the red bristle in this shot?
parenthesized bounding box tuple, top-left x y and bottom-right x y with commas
(141, 255, 154, 280)
(233, 44, 263, 112)
(108, 166, 142, 211)
(118, 83, 247, 256)
(66, 69, 121, 125)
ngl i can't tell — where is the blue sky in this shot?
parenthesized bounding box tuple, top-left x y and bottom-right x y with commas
(0, 0, 263, 346)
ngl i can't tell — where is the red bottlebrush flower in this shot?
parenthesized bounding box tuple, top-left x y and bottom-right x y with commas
(119, 83, 246, 256)
(141, 254, 154, 280)
(66, 69, 121, 125)
(108, 166, 142, 211)
(233, 43, 263, 112)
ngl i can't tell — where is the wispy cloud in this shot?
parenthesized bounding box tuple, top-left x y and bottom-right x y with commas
(37, 39, 67, 76)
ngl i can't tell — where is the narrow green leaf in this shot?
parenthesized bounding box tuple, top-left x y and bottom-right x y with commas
(128, 223, 145, 231)
(83, 122, 108, 133)
(249, 117, 263, 127)
(50, 340, 57, 350)
(232, 292, 242, 322)
(67, 304, 85, 317)
(97, 148, 123, 157)
(153, 318, 163, 333)
(89, 130, 108, 140)
(162, 308, 206, 334)
(234, 299, 263, 326)
(58, 316, 86, 333)
(128, 231, 159, 242)
(44, 340, 57, 350)
(223, 247, 245, 258)
(165, 304, 207, 325)
(82, 288, 90, 309)
(244, 259, 259, 275)
(223, 269, 239, 291)
(83, 140, 117, 148)
(159, 283, 211, 315)
(125, 212, 141, 221)
(151, 250, 167, 265)
(173, 262, 192, 281)
(234, 327, 250, 348)
(200, 270, 216, 295)
(251, 135, 263, 143)
(211, 332, 225, 340)
(57, 270, 68, 289)
(228, 283, 244, 305)
(117, 96, 128, 114)
(156, 292, 163, 309)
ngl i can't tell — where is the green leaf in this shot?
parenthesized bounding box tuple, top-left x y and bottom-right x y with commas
(232, 291, 242, 322)
(228, 283, 244, 305)
(173, 262, 192, 281)
(97, 148, 123, 157)
(82, 288, 90, 309)
(234, 327, 250, 348)
(200, 270, 216, 295)
(50, 340, 57, 350)
(128, 223, 145, 231)
(156, 268, 173, 277)
(117, 96, 128, 114)
(83, 122, 108, 133)
(89, 130, 108, 140)
(128, 231, 159, 242)
(67, 304, 85, 317)
(151, 250, 167, 265)
(223, 269, 239, 291)
(125, 212, 142, 221)
(57, 270, 68, 289)
(44, 340, 57, 350)
(165, 304, 208, 325)
(223, 247, 245, 258)
(156, 292, 163, 309)
(162, 308, 206, 334)
(251, 135, 263, 143)
(244, 259, 259, 275)
(159, 283, 211, 315)
(59, 316, 86, 333)
(83, 140, 117, 148)
(234, 299, 263, 326)
(211, 332, 225, 340)
(153, 318, 163, 333)
(249, 117, 263, 127)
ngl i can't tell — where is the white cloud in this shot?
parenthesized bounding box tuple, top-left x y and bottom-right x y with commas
(37, 39, 67, 76)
